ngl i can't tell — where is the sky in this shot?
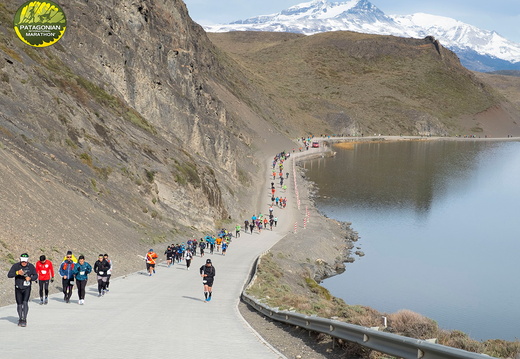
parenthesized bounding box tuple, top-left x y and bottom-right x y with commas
(183, 0, 520, 43)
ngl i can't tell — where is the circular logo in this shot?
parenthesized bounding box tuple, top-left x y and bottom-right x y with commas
(13, 1, 67, 47)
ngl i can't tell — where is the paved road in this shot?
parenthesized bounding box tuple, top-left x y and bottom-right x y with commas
(0, 154, 305, 358)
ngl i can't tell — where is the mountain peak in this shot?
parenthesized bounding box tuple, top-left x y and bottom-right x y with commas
(208, 0, 520, 71)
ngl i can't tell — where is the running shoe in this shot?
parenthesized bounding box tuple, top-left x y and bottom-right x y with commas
(20, 320, 26, 327)
(98, 293, 102, 297)
(39, 299, 43, 305)
(44, 297, 48, 305)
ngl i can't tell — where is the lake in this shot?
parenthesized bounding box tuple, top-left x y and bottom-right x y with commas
(303, 139, 520, 341)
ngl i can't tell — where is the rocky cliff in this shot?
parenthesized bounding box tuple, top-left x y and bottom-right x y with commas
(0, 0, 293, 303)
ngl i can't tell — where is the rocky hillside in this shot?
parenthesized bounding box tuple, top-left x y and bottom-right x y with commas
(0, 0, 293, 303)
(208, 31, 520, 137)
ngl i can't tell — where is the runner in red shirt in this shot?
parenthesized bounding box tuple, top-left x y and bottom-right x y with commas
(35, 255, 54, 305)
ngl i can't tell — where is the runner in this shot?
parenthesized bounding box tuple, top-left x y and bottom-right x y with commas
(185, 249, 193, 270)
(199, 240, 206, 257)
(165, 246, 174, 267)
(103, 254, 112, 292)
(145, 249, 158, 276)
(35, 255, 54, 305)
(222, 241, 228, 256)
(94, 254, 110, 296)
(216, 236, 222, 253)
(62, 250, 77, 263)
(59, 253, 76, 303)
(235, 224, 241, 238)
(73, 255, 92, 305)
(199, 258, 216, 302)
(7, 253, 38, 327)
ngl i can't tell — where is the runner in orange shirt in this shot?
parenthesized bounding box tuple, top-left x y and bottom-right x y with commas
(215, 236, 222, 253)
(146, 249, 158, 276)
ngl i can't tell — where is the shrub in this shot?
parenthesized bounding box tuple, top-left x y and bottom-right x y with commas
(79, 153, 93, 167)
(387, 309, 438, 339)
(145, 169, 156, 183)
(483, 339, 520, 358)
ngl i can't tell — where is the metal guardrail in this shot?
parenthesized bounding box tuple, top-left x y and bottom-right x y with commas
(242, 253, 494, 359)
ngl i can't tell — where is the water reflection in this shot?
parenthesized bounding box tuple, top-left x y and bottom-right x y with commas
(304, 140, 492, 217)
(304, 140, 520, 341)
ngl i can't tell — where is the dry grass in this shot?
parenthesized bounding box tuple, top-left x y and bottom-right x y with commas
(248, 253, 520, 358)
(209, 31, 501, 136)
(387, 309, 438, 339)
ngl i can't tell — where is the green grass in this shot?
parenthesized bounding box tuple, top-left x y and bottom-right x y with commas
(173, 160, 200, 187)
(145, 169, 156, 183)
(79, 153, 93, 167)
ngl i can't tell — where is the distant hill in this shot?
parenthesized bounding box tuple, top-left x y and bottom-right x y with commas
(487, 70, 520, 77)
(205, 0, 520, 73)
(208, 31, 520, 137)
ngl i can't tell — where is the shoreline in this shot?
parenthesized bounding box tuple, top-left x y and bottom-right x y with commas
(241, 137, 520, 357)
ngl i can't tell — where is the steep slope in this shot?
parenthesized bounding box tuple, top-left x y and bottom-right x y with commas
(0, 0, 293, 303)
(209, 31, 520, 137)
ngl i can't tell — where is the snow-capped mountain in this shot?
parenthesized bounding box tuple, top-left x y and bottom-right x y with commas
(204, 0, 520, 72)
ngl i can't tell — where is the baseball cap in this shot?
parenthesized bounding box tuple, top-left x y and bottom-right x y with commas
(206, 259, 212, 264)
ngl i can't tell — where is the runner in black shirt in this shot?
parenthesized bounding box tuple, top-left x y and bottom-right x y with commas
(7, 253, 38, 327)
(199, 259, 216, 302)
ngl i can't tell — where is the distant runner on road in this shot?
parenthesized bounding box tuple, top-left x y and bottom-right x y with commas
(200, 258, 216, 302)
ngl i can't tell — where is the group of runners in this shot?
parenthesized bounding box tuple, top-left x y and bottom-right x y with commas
(6, 251, 112, 327)
(144, 232, 228, 303)
(7, 150, 293, 326)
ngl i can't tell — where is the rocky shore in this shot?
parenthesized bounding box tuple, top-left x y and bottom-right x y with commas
(240, 138, 520, 359)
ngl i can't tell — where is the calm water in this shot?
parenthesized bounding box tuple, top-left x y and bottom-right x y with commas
(303, 140, 520, 341)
